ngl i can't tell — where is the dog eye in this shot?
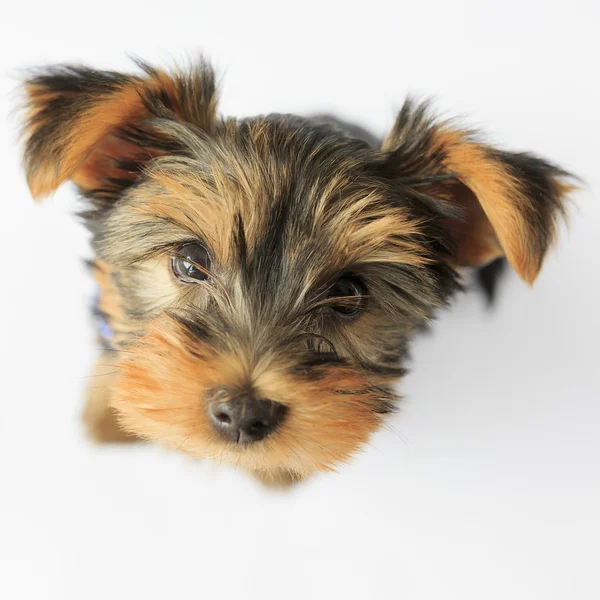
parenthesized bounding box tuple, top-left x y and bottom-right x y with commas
(171, 243, 211, 282)
(328, 276, 367, 317)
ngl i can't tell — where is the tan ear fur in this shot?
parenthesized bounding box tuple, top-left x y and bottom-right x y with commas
(383, 100, 576, 283)
(21, 61, 217, 199)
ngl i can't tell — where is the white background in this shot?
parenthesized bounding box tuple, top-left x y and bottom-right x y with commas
(1, 1, 599, 599)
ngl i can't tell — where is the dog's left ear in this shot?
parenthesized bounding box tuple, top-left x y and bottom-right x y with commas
(20, 60, 217, 201)
(382, 100, 576, 284)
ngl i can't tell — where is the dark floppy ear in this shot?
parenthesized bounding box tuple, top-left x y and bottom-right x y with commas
(21, 60, 217, 201)
(382, 100, 577, 284)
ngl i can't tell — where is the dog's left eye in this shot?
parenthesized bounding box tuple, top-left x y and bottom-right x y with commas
(328, 275, 367, 317)
(171, 243, 211, 282)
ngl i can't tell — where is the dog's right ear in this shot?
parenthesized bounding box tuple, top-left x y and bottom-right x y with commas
(21, 60, 217, 201)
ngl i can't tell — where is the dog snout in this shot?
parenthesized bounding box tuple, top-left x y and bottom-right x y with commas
(207, 393, 287, 444)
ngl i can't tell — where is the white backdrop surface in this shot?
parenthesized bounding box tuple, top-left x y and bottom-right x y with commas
(1, 2, 598, 599)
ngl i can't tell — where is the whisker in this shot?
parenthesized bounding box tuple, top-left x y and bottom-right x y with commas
(174, 435, 190, 451)
(298, 331, 337, 355)
(308, 294, 371, 312)
(381, 421, 411, 450)
(76, 369, 121, 379)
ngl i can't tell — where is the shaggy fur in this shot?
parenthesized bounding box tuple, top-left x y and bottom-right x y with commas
(20, 59, 575, 479)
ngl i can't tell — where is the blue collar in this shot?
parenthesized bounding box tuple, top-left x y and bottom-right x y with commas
(93, 288, 115, 350)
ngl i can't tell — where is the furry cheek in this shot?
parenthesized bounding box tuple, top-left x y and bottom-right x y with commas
(110, 316, 388, 478)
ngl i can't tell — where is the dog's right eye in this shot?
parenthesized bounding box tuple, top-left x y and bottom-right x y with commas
(171, 243, 211, 282)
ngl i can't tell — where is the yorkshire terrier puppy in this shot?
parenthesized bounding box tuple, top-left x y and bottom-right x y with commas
(20, 60, 574, 480)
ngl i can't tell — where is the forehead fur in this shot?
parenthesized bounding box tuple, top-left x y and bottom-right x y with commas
(112, 117, 428, 261)
(98, 115, 457, 328)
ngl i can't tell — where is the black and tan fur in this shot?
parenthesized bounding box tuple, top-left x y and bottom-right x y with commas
(20, 59, 574, 479)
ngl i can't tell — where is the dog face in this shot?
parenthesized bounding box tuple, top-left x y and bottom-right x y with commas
(21, 61, 573, 478)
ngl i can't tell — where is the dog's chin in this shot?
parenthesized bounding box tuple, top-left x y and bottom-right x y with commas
(109, 316, 390, 478)
(250, 467, 305, 488)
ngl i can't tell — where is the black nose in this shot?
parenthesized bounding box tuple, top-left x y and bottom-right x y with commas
(208, 395, 287, 444)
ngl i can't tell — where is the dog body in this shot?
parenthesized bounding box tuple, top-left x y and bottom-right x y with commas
(21, 60, 573, 479)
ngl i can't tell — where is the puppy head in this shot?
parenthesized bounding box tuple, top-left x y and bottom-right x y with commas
(21, 60, 574, 478)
